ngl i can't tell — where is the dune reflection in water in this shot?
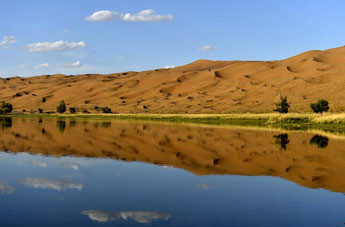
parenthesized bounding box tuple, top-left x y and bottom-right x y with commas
(0, 117, 345, 193)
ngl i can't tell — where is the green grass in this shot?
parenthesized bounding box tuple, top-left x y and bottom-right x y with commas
(3, 112, 345, 127)
(4, 112, 345, 135)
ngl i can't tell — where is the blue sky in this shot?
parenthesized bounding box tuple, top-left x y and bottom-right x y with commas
(1, 0, 345, 77)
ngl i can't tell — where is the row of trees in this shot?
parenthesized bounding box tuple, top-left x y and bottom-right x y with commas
(0, 97, 332, 115)
(56, 100, 112, 114)
(274, 95, 329, 115)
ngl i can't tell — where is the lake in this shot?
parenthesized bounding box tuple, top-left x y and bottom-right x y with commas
(0, 117, 344, 226)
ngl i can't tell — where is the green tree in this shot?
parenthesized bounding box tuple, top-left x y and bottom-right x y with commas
(273, 95, 290, 114)
(0, 102, 13, 114)
(310, 99, 329, 115)
(56, 100, 66, 113)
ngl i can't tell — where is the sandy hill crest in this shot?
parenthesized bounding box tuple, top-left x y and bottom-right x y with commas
(2, 46, 345, 114)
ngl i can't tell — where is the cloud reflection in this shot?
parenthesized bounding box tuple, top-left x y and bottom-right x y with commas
(82, 210, 170, 223)
(60, 162, 80, 171)
(0, 183, 15, 194)
(21, 178, 83, 191)
(197, 183, 210, 190)
(32, 160, 48, 168)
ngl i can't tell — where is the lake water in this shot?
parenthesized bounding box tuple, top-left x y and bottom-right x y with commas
(0, 117, 344, 226)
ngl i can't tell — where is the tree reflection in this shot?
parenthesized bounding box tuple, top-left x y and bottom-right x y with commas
(0, 117, 12, 130)
(310, 135, 329, 148)
(56, 119, 66, 133)
(274, 133, 289, 151)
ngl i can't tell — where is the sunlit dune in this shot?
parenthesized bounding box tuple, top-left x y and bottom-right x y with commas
(3, 46, 345, 113)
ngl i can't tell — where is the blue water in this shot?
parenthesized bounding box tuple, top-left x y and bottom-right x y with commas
(0, 152, 344, 227)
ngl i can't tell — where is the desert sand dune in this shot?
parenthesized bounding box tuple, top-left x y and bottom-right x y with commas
(3, 46, 345, 113)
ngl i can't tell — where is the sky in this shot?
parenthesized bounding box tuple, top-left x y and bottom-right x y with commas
(1, 0, 345, 77)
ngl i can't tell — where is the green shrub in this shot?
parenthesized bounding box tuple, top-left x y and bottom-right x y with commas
(273, 95, 290, 114)
(101, 106, 112, 113)
(69, 107, 76, 114)
(310, 99, 329, 115)
(0, 102, 13, 114)
(56, 100, 66, 113)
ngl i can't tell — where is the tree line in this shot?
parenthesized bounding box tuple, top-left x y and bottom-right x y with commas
(0, 97, 331, 115)
(274, 95, 329, 115)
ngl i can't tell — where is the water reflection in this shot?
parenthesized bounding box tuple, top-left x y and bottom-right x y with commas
(310, 135, 329, 148)
(0, 117, 12, 130)
(20, 178, 84, 191)
(82, 210, 170, 224)
(1, 117, 345, 194)
(56, 119, 66, 133)
(273, 133, 289, 151)
(0, 183, 15, 194)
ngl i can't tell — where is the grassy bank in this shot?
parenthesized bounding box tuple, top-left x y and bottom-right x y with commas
(4, 113, 345, 134)
(3, 112, 345, 124)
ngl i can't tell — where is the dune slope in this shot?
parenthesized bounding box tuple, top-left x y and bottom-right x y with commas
(2, 46, 345, 113)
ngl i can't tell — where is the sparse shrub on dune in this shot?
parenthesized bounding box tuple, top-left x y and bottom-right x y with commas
(310, 99, 329, 115)
(0, 102, 13, 114)
(56, 100, 66, 113)
(82, 109, 89, 114)
(38, 108, 43, 114)
(101, 106, 112, 113)
(273, 94, 290, 114)
(69, 107, 76, 114)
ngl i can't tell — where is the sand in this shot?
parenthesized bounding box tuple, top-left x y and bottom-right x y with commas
(3, 46, 345, 113)
(1, 117, 345, 193)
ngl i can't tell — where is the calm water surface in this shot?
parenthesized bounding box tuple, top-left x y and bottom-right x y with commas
(0, 117, 344, 227)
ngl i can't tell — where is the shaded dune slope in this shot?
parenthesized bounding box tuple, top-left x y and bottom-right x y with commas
(3, 46, 345, 113)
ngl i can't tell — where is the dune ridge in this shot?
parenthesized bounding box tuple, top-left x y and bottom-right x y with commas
(3, 46, 345, 113)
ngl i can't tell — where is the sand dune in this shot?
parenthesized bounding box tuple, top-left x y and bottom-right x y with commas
(3, 46, 345, 113)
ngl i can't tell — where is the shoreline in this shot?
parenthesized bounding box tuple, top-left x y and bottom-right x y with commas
(3, 113, 345, 130)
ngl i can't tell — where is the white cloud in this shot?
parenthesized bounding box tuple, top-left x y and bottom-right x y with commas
(86, 10, 122, 21)
(34, 63, 49, 70)
(0, 36, 18, 47)
(116, 56, 124, 60)
(18, 64, 29, 68)
(86, 9, 173, 22)
(24, 40, 86, 52)
(82, 210, 170, 223)
(21, 178, 84, 191)
(60, 61, 83, 68)
(162, 65, 175, 69)
(198, 45, 213, 51)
